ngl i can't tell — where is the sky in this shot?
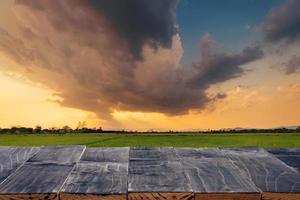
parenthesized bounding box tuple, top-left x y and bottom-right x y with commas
(0, 0, 300, 130)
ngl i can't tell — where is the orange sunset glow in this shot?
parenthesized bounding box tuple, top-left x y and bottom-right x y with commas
(0, 0, 300, 130)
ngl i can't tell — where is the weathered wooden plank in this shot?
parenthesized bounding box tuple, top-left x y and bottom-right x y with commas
(27, 145, 85, 165)
(128, 147, 192, 193)
(175, 148, 225, 159)
(175, 148, 260, 196)
(80, 147, 129, 163)
(222, 147, 300, 193)
(61, 148, 129, 197)
(0, 194, 58, 200)
(267, 148, 300, 172)
(129, 160, 192, 192)
(195, 193, 261, 200)
(0, 163, 73, 194)
(61, 162, 128, 195)
(262, 192, 300, 200)
(128, 192, 194, 200)
(60, 193, 126, 200)
(0, 147, 40, 183)
(129, 147, 179, 161)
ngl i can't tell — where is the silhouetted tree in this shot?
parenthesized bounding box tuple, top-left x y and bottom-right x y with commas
(34, 125, 42, 134)
(62, 125, 72, 133)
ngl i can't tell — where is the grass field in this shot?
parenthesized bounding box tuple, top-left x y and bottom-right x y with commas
(0, 133, 299, 147)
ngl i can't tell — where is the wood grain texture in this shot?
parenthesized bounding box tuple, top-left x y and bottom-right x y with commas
(60, 193, 126, 200)
(128, 192, 194, 200)
(61, 162, 128, 195)
(0, 163, 73, 194)
(0, 194, 58, 200)
(267, 148, 300, 172)
(195, 193, 261, 200)
(175, 148, 259, 193)
(128, 147, 192, 193)
(0, 147, 40, 183)
(27, 145, 85, 165)
(262, 192, 300, 200)
(129, 147, 179, 161)
(80, 148, 129, 163)
(222, 147, 300, 193)
(175, 148, 225, 159)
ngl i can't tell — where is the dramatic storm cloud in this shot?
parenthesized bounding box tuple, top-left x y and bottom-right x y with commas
(90, 0, 178, 60)
(0, 0, 263, 120)
(262, 0, 300, 44)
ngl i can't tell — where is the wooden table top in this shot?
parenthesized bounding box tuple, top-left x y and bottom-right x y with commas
(0, 146, 299, 200)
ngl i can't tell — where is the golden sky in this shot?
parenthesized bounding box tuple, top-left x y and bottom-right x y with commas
(0, 0, 299, 130)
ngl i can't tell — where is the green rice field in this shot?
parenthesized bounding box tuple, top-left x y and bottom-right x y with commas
(0, 133, 299, 148)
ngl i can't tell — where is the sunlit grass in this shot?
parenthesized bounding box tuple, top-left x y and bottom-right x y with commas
(0, 133, 299, 148)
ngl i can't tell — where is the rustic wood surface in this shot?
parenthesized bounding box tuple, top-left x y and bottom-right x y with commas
(267, 148, 300, 172)
(0, 163, 73, 194)
(61, 162, 128, 195)
(128, 192, 194, 200)
(0, 147, 39, 183)
(129, 147, 179, 161)
(62, 148, 129, 195)
(128, 147, 192, 193)
(80, 147, 129, 163)
(195, 193, 261, 200)
(0, 193, 58, 200)
(175, 148, 260, 193)
(27, 145, 85, 165)
(0, 146, 300, 198)
(60, 193, 126, 200)
(262, 192, 300, 200)
(222, 147, 300, 193)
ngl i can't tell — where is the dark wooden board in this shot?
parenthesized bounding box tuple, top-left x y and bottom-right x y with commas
(222, 147, 300, 193)
(0, 147, 40, 183)
(267, 148, 300, 172)
(0, 193, 58, 200)
(1, 146, 300, 199)
(262, 192, 300, 200)
(128, 192, 194, 200)
(195, 193, 261, 200)
(60, 193, 126, 200)
(129, 147, 179, 161)
(61, 162, 128, 195)
(267, 148, 300, 155)
(175, 148, 225, 159)
(80, 148, 129, 163)
(27, 145, 85, 165)
(0, 163, 73, 194)
(128, 147, 192, 193)
(175, 148, 260, 194)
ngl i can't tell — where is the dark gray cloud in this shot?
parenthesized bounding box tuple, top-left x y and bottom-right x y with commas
(262, 0, 300, 44)
(261, 0, 300, 75)
(0, 1, 263, 120)
(188, 36, 263, 87)
(284, 55, 300, 74)
(91, 0, 178, 60)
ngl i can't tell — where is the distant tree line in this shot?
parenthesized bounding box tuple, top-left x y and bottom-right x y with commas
(0, 125, 299, 134)
(0, 125, 103, 134)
